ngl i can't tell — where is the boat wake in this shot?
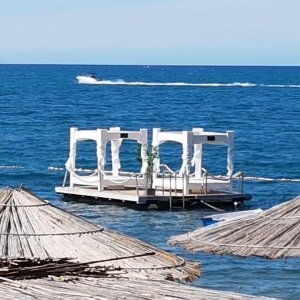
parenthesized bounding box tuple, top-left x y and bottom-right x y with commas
(77, 78, 300, 88)
(77, 79, 257, 87)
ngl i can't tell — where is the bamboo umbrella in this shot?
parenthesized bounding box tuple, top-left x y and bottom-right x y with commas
(168, 195, 300, 259)
(0, 276, 277, 300)
(0, 187, 199, 282)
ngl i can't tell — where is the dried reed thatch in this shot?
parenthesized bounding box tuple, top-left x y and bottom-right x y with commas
(0, 276, 277, 299)
(169, 195, 300, 259)
(0, 187, 199, 282)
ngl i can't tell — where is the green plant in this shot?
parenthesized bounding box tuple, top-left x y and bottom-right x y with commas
(146, 146, 158, 191)
(136, 144, 159, 193)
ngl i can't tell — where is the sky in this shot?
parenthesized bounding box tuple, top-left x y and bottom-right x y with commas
(1, 0, 300, 66)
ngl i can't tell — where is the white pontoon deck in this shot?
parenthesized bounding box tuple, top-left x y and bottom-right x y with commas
(55, 127, 251, 209)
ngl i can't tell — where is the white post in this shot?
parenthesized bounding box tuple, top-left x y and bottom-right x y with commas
(152, 128, 161, 187)
(96, 129, 107, 191)
(68, 127, 77, 188)
(227, 131, 234, 177)
(192, 128, 204, 179)
(109, 127, 122, 177)
(181, 131, 193, 195)
(139, 129, 148, 190)
(227, 130, 234, 192)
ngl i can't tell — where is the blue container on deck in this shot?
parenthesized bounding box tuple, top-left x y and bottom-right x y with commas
(202, 218, 219, 227)
(201, 209, 263, 227)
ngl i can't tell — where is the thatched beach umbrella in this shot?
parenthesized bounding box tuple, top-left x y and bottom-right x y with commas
(0, 187, 199, 282)
(0, 276, 277, 299)
(168, 195, 300, 259)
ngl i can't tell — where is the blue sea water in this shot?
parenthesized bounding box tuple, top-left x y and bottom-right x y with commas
(1, 64, 300, 299)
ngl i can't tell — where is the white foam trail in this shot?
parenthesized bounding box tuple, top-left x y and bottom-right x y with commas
(77, 75, 300, 88)
(78, 79, 257, 87)
(77, 77, 300, 88)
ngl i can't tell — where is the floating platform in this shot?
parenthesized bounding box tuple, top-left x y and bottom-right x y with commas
(55, 186, 251, 210)
(56, 127, 252, 210)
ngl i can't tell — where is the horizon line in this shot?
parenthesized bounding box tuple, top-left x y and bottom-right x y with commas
(1, 63, 300, 68)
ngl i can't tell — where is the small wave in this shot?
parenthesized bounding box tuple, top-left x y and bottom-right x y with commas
(47, 167, 300, 183)
(0, 165, 23, 169)
(261, 84, 286, 88)
(244, 176, 300, 182)
(48, 166, 95, 173)
(48, 166, 65, 171)
(261, 84, 300, 88)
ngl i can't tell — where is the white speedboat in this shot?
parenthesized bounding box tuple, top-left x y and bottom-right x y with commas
(76, 74, 101, 84)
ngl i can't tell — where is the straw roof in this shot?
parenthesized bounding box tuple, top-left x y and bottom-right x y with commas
(0, 187, 199, 282)
(169, 195, 300, 259)
(0, 276, 277, 299)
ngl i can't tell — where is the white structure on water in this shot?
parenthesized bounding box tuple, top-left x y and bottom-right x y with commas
(64, 127, 148, 191)
(56, 126, 250, 208)
(152, 128, 235, 195)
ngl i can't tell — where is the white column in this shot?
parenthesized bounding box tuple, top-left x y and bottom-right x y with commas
(67, 127, 77, 188)
(180, 131, 193, 195)
(152, 128, 161, 176)
(227, 131, 234, 178)
(109, 127, 122, 177)
(96, 129, 107, 190)
(192, 128, 204, 179)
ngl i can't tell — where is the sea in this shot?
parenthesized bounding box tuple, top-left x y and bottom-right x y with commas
(0, 64, 300, 299)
